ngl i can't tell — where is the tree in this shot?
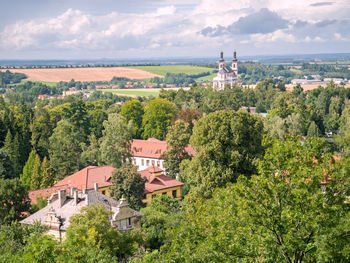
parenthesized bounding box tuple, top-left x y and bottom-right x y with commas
(99, 113, 133, 168)
(110, 164, 146, 210)
(65, 205, 141, 261)
(62, 99, 90, 139)
(40, 157, 54, 188)
(182, 111, 264, 199)
(142, 98, 176, 140)
(0, 148, 15, 179)
(0, 178, 30, 225)
(163, 120, 192, 178)
(156, 138, 350, 262)
(3, 130, 21, 176)
(80, 133, 100, 167)
(30, 154, 41, 190)
(120, 99, 144, 138)
(49, 120, 83, 180)
(20, 150, 35, 189)
(140, 195, 183, 250)
(307, 121, 321, 137)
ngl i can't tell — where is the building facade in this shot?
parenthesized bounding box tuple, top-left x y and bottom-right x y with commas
(212, 51, 238, 91)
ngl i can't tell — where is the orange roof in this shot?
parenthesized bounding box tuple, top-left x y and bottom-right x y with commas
(131, 138, 196, 159)
(54, 165, 114, 190)
(28, 185, 69, 204)
(138, 168, 184, 193)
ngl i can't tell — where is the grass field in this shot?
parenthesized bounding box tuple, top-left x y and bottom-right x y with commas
(131, 65, 214, 76)
(99, 89, 160, 97)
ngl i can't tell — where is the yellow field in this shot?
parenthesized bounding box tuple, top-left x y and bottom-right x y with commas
(1, 67, 162, 82)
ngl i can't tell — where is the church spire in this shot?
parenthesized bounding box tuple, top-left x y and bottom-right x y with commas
(219, 51, 224, 62)
(233, 50, 237, 61)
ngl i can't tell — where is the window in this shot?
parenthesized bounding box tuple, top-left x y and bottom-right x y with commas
(141, 159, 144, 166)
(157, 161, 160, 167)
(162, 192, 167, 195)
(146, 160, 150, 166)
(152, 160, 155, 166)
(172, 190, 177, 198)
(102, 190, 106, 195)
(128, 218, 131, 226)
(152, 194, 156, 199)
(133, 159, 136, 165)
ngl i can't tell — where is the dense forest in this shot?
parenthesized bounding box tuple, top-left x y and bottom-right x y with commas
(0, 77, 349, 262)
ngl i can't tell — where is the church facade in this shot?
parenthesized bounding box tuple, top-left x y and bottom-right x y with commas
(212, 51, 238, 90)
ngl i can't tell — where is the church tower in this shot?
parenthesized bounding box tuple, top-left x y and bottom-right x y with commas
(219, 51, 225, 69)
(232, 51, 238, 76)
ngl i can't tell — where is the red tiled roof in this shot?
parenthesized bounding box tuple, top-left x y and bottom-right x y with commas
(138, 168, 184, 194)
(28, 185, 69, 204)
(144, 166, 163, 173)
(54, 165, 114, 190)
(131, 138, 196, 159)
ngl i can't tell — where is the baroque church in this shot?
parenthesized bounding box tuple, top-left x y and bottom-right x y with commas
(212, 51, 238, 90)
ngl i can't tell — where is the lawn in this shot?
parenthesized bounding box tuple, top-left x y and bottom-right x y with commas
(100, 89, 160, 97)
(131, 65, 214, 76)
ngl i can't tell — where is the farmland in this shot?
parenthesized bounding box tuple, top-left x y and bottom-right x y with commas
(0, 67, 162, 82)
(96, 87, 190, 97)
(131, 65, 214, 76)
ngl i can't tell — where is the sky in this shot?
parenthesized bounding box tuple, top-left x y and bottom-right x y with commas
(0, 0, 350, 60)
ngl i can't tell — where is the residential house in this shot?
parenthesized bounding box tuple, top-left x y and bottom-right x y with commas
(130, 138, 195, 171)
(21, 187, 142, 240)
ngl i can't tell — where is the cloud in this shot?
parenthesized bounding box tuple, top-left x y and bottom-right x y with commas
(201, 8, 289, 36)
(310, 2, 335, 7)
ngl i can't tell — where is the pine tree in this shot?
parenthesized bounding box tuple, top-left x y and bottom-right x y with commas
(3, 130, 21, 177)
(40, 157, 54, 188)
(30, 154, 42, 190)
(307, 121, 322, 138)
(20, 150, 36, 189)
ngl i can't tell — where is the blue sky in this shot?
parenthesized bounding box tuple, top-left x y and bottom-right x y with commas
(0, 0, 349, 59)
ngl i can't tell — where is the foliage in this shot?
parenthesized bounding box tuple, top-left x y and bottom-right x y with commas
(140, 195, 183, 250)
(163, 120, 192, 178)
(120, 99, 144, 138)
(142, 98, 177, 140)
(0, 148, 15, 179)
(40, 157, 54, 188)
(49, 120, 83, 180)
(0, 178, 30, 225)
(110, 164, 146, 210)
(80, 133, 100, 166)
(155, 137, 350, 262)
(20, 150, 35, 189)
(30, 153, 41, 190)
(182, 110, 264, 199)
(99, 113, 133, 168)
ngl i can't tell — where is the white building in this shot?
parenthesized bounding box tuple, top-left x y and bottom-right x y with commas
(130, 138, 195, 171)
(212, 51, 238, 90)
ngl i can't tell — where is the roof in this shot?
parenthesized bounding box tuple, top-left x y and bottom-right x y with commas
(54, 165, 114, 190)
(21, 190, 141, 231)
(28, 185, 70, 204)
(131, 138, 196, 159)
(219, 65, 234, 74)
(138, 168, 184, 193)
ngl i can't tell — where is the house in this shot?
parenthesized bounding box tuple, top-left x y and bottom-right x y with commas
(212, 51, 238, 90)
(139, 166, 184, 206)
(130, 138, 195, 171)
(29, 164, 185, 206)
(21, 187, 142, 240)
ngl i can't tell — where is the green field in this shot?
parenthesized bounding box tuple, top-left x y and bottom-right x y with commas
(100, 89, 160, 97)
(131, 65, 214, 76)
(11, 80, 58, 87)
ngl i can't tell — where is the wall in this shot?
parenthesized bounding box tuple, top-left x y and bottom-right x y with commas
(131, 156, 165, 171)
(142, 186, 182, 206)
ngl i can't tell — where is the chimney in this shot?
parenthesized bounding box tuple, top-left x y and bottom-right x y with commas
(73, 189, 79, 205)
(58, 190, 66, 208)
(94, 183, 98, 191)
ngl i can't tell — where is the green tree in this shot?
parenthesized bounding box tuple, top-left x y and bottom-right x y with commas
(182, 111, 264, 199)
(99, 113, 133, 168)
(65, 205, 141, 261)
(0, 148, 15, 179)
(30, 154, 41, 190)
(20, 150, 36, 189)
(142, 98, 176, 140)
(163, 120, 192, 178)
(40, 157, 54, 188)
(80, 133, 100, 167)
(156, 138, 350, 262)
(49, 120, 83, 180)
(110, 164, 146, 210)
(140, 195, 183, 250)
(120, 99, 144, 138)
(62, 99, 90, 139)
(307, 121, 322, 137)
(0, 178, 30, 225)
(3, 130, 21, 176)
